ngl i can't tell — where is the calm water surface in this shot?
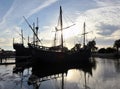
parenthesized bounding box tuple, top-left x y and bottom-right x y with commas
(0, 58, 120, 89)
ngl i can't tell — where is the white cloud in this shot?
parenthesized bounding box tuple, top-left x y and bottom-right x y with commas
(75, 4, 120, 48)
(0, 0, 58, 26)
(94, 0, 120, 7)
(0, 0, 58, 50)
(39, 2, 120, 49)
(1, 0, 120, 49)
(110, 30, 120, 40)
(28, 0, 57, 17)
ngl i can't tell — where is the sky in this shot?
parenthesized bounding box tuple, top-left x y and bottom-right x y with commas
(0, 0, 120, 50)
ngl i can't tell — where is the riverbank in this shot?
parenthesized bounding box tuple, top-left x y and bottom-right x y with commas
(92, 52, 120, 59)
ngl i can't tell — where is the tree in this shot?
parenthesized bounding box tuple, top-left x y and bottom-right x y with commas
(114, 39, 120, 52)
(106, 47, 116, 53)
(98, 48, 106, 53)
(87, 40, 97, 52)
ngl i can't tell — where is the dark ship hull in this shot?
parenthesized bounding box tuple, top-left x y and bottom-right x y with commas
(68, 48, 91, 63)
(13, 43, 31, 62)
(28, 44, 67, 64)
(29, 44, 91, 64)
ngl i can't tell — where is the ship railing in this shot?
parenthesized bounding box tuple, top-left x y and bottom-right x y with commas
(30, 44, 50, 51)
(13, 43, 23, 45)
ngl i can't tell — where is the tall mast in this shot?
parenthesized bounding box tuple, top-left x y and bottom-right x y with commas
(23, 16, 42, 45)
(21, 29, 24, 45)
(83, 22, 86, 47)
(28, 36, 29, 44)
(60, 6, 63, 51)
(13, 38, 14, 44)
(36, 17, 39, 45)
(54, 27, 57, 46)
(33, 23, 35, 45)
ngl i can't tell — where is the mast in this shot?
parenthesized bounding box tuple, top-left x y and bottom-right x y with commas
(23, 16, 42, 45)
(60, 6, 63, 51)
(83, 22, 86, 48)
(33, 23, 35, 45)
(13, 38, 14, 44)
(36, 17, 39, 45)
(28, 36, 29, 44)
(54, 27, 57, 46)
(21, 29, 24, 45)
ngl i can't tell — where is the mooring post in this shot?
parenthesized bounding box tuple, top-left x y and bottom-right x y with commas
(0, 58, 2, 63)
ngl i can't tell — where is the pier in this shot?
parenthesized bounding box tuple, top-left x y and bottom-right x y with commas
(0, 50, 15, 65)
(0, 58, 15, 65)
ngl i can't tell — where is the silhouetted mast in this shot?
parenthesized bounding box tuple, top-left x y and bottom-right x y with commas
(33, 23, 35, 45)
(60, 6, 63, 51)
(83, 22, 86, 47)
(21, 29, 24, 44)
(28, 36, 29, 44)
(36, 17, 39, 45)
(54, 27, 57, 46)
(13, 38, 14, 44)
(23, 16, 42, 45)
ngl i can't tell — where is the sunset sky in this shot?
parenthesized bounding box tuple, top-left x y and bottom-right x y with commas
(0, 0, 120, 50)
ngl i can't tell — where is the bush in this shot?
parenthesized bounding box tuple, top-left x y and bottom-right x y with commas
(98, 47, 116, 53)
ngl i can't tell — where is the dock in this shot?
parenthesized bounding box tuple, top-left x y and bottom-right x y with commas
(0, 62, 15, 65)
(0, 58, 15, 65)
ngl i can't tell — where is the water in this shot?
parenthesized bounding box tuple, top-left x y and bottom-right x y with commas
(0, 58, 120, 89)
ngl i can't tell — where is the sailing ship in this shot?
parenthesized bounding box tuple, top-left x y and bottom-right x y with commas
(13, 30, 31, 62)
(26, 6, 91, 64)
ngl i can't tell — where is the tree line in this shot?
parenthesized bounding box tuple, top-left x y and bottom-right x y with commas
(90, 39, 120, 53)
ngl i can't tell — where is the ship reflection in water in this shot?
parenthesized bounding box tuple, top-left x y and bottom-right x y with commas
(13, 57, 96, 89)
(1, 58, 120, 89)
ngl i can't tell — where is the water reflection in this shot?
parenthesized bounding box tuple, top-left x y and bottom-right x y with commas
(13, 58, 96, 89)
(114, 59, 120, 73)
(1, 58, 120, 89)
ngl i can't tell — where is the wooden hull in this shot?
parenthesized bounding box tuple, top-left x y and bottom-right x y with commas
(13, 43, 31, 56)
(13, 43, 31, 62)
(29, 44, 91, 64)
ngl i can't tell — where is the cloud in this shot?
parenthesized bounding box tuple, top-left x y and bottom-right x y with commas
(97, 23, 119, 36)
(0, 0, 57, 50)
(75, 4, 120, 48)
(39, 0, 120, 49)
(28, 0, 57, 17)
(1, 0, 120, 50)
(94, 0, 120, 7)
(0, 0, 58, 26)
